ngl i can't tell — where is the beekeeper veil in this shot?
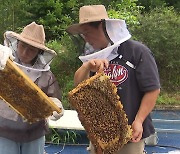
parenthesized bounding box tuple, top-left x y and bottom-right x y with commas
(4, 22, 57, 81)
(66, 5, 131, 62)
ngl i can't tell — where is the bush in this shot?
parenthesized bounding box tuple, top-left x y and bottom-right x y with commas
(137, 0, 166, 12)
(47, 34, 81, 109)
(108, 0, 144, 27)
(131, 7, 180, 91)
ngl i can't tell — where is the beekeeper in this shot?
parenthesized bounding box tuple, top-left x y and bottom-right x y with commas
(0, 22, 64, 154)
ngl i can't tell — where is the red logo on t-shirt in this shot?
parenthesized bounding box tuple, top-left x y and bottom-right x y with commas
(104, 64, 128, 86)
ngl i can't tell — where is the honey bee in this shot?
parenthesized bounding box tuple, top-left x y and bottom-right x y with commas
(68, 73, 132, 154)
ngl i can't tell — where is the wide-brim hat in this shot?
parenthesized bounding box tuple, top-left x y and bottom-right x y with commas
(66, 5, 109, 34)
(4, 22, 56, 55)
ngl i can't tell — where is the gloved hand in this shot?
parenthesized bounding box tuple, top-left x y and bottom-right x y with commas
(49, 97, 64, 121)
(0, 44, 15, 70)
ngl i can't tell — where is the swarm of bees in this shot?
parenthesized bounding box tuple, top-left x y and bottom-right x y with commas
(68, 73, 132, 154)
(0, 60, 61, 123)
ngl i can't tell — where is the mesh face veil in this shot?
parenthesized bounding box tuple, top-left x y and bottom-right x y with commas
(4, 32, 54, 71)
(77, 19, 131, 62)
(67, 33, 86, 55)
(4, 31, 56, 82)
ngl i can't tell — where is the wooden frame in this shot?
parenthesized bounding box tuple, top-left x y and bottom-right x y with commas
(0, 59, 61, 123)
(68, 73, 132, 154)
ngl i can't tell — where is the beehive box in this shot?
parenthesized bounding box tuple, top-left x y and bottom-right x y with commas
(0, 59, 62, 123)
(68, 73, 132, 154)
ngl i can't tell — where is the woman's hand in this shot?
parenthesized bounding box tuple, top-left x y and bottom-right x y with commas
(48, 97, 64, 121)
(0, 44, 15, 70)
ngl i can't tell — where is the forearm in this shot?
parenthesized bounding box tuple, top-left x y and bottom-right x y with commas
(74, 64, 90, 86)
(135, 89, 160, 123)
(131, 89, 160, 142)
(74, 59, 109, 86)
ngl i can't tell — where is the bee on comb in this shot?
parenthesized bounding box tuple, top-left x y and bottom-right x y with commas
(68, 72, 132, 154)
(0, 60, 61, 123)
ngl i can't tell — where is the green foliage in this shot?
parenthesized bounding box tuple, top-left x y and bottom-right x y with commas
(137, 0, 166, 12)
(46, 128, 80, 144)
(157, 92, 180, 105)
(0, 0, 26, 43)
(23, 0, 77, 40)
(107, 0, 144, 27)
(0, 0, 79, 42)
(0, 0, 179, 43)
(137, 0, 180, 12)
(47, 34, 81, 109)
(131, 7, 180, 91)
(164, 0, 180, 11)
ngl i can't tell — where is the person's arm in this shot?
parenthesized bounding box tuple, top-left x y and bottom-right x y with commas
(0, 44, 15, 70)
(42, 72, 64, 121)
(49, 97, 64, 121)
(74, 62, 91, 86)
(131, 88, 160, 142)
(74, 59, 109, 86)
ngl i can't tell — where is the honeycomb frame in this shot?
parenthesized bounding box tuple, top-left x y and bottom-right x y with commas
(68, 73, 132, 154)
(0, 59, 62, 123)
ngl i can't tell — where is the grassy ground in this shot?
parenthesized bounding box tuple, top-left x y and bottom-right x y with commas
(156, 91, 180, 110)
(157, 91, 180, 105)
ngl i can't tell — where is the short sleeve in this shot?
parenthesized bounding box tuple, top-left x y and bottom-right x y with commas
(135, 48, 160, 92)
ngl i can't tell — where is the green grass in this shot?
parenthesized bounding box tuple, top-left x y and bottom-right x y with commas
(46, 128, 81, 144)
(157, 91, 180, 105)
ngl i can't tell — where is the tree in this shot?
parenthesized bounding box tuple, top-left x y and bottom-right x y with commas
(0, 0, 27, 43)
(21, 0, 78, 40)
(131, 7, 180, 90)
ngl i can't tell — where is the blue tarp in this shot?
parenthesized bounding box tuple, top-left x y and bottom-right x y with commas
(45, 110, 180, 154)
(145, 110, 180, 154)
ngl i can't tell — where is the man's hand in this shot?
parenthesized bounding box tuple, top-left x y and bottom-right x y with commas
(83, 59, 109, 73)
(74, 59, 109, 86)
(49, 97, 64, 121)
(0, 44, 15, 70)
(131, 89, 160, 142)
(131, 119, 143, 142)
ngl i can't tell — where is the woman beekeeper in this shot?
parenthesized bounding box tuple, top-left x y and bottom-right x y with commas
(0, 22, 64, 154)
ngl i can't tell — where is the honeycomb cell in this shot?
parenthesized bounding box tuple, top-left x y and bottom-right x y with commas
(68, 73, 132, 154)
(0, 60, 61, 123)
